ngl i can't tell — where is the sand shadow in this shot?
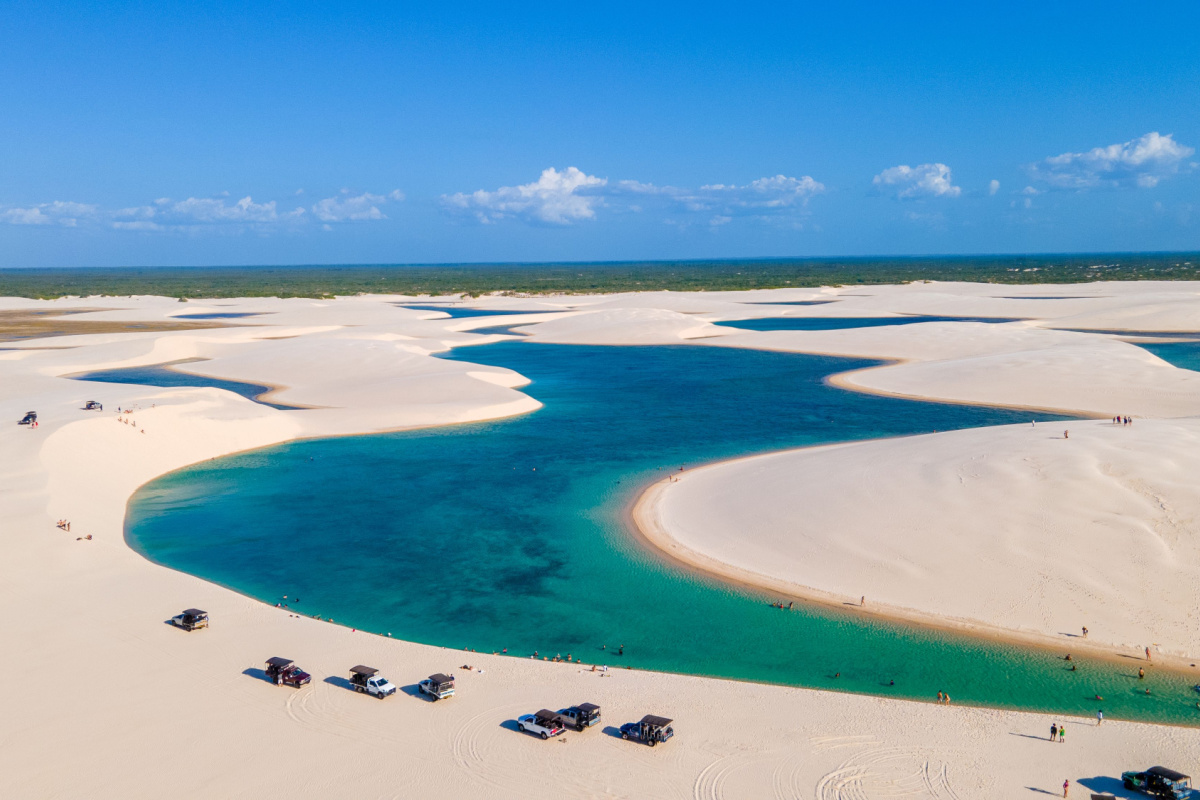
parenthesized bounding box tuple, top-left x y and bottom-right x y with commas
(498, 719, 524, 733)
(242, 667, 273, 684)
(400, 683, 436, 701)
(1024, 788, 1060, 796)
(1077, 775, 1136, 797)
(323, 676, 355, 692)
(601, 725, 626, 740)
(1009, 732, 1054, 742)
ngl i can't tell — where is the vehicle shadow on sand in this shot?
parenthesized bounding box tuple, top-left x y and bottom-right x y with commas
(399, 683, 435, 701)
(242, 667, 273, 684)
(1077, 775, 1137, 797)
(601, 725, 625, 740)
(497, 719, 523, 733)
(322, 676, 355, 691)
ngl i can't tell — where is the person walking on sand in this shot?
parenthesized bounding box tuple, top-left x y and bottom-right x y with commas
(1097, 710, 1103, 725)
(1064, 430, 1069, 439)
(1050, 722, 1057, 741)
(1063, 778, 1069, 797)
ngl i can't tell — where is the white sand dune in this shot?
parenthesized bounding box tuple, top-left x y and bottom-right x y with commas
(640, 419, 1200, 656)
(6, 284, 1200, 798)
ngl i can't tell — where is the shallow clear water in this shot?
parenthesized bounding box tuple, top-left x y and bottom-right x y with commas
(74, 362, 303, 411)
(714, 315, 1021, 331)
(126, 342, 1200, 724)
(1141, 341, 1200, 371)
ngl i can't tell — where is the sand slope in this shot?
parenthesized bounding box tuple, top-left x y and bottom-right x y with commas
(6, 285, 1200, 798)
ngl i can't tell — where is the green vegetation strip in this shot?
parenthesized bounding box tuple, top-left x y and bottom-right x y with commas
(2, 253, 1199, 299)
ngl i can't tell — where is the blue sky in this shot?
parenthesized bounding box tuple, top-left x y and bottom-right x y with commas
(2, 1, 1198, 267)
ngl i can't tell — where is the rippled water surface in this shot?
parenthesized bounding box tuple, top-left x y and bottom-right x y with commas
(126, 342, 1200, 723)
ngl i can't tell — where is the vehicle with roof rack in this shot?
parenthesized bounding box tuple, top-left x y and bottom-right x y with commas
(170, 608, 208, 631)
(349, 665, 396, 698)
(557, 703, 601, 730)
(418, 673, 455, 700)
(619, 715, 675, 746)
(265, 657, 311, 687)
(517, 710, 567, 739)
(1122, 767, 1193, 799)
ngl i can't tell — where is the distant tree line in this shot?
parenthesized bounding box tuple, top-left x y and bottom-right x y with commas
(1, 254, 1198, 299)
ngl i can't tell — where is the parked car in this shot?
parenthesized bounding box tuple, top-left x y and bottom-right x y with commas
(265, 657, 311, 687)
(170, 608, 209, 631)
(1122, 767, 1193, 799)
(517, 710, 567, 740)
(620, 715, 675, 747)
(349, 665, 396, 698)
(18, 411, 37, 425)
(418, 673, 455, 700)
(84, 401, 103, 411)
(557, 703, 601, 730)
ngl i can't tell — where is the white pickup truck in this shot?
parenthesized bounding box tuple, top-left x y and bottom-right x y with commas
(418, 673, 455, 700)
(517, 710, 567, 740)
(349, 665, 396, 698)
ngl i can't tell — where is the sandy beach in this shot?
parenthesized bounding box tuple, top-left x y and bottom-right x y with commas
(6, 283, 1200, 798)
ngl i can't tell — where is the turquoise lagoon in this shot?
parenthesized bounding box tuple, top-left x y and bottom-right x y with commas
(124, 342, 1200, 723)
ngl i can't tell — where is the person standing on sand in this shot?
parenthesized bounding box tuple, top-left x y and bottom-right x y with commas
(1064, 430, 1069, 439)
(1063, 778, 1069, 797)
(1097, 710, 1103, 725)
(1146, 646, 1152, 662)
(1059, 725, 1065, 743)
(1050, 723, 1057, 741)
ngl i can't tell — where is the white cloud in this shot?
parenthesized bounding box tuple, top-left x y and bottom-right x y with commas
(109, 196, 304, 229)
(1, 200, 98, 226)
(442, 167, 607, 225)
(311, 189, 404, 222)
(872, 163, 961, 198)
(5, 188, 400, 233)
(988, 179, 1000, 195)
(691, 174, 825, 211)
(443, 168, 823, 226)
(1030, 131, 1194, 189)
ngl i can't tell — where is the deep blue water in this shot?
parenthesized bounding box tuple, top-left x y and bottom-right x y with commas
(172, 312, 264, 319)
(125, 342, 1200, 723)
(73, 362, 304, 411)
(714, 315, 1022, 332)
(398, 304, 537, 318)
(1141, 341, 1200, 370)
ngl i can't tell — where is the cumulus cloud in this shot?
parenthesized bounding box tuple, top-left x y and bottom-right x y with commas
(1029, 132, 1194, 189)
(872, 163, 962, 198)
(443, 168, 823, 226)
(1, 201, 98, 226)
(441, 167, 607, 225)
(312, 189, 404, 222)
(4, 189, 400, 233)
(988, 179, 1000, 196)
